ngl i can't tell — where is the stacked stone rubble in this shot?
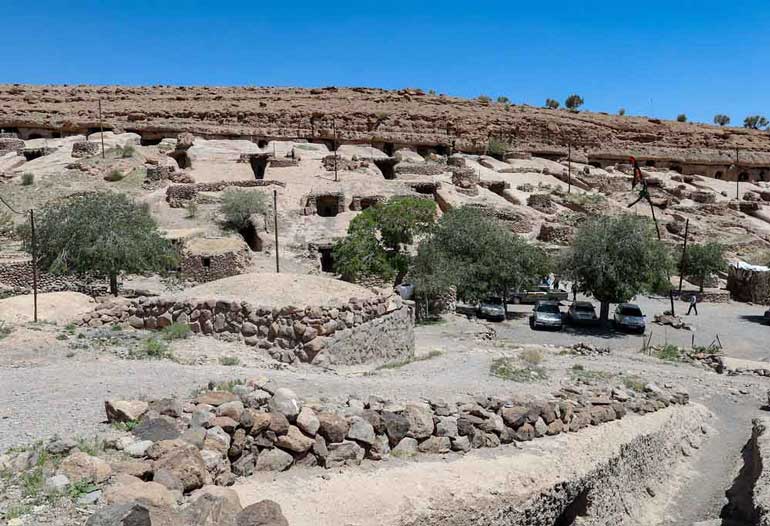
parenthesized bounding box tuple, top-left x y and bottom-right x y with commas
(166, 180, 285, 207)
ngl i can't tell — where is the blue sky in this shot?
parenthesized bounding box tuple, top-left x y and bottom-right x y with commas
(3, 0, 769, 124)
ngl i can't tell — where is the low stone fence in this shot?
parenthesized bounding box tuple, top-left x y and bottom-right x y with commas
(94, 380, 689, 492)
(0, 260, 105, 296)
(80, 293, 414, 366)
(395, 162, 445, 177)
(166, 180, 285, 207)
(538, 223, 575, 245)
(71, 141, 100, 158)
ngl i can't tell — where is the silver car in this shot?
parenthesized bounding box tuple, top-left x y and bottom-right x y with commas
(530, 301, 563, 330)
(567, 301, 598, 325)
(614, 303, 646, 333)
(478, 297, 506, 322)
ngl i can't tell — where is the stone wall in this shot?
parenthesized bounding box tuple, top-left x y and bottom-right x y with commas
(71, 141, 100, 158)
(728, 266, 770, 305)
(179, 250, 252, 284)
(0, 260, 105, 296)
(80, 293, 414, 366)
(166, 180, 285, 207)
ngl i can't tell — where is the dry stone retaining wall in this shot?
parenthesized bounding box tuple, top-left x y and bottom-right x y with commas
(81, 293, 414, 366)
(165, 180, 285, 207)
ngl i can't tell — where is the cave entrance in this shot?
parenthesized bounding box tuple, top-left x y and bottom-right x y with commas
(248, 155, 269, 180)
(319, 247, 335, 273)
(553, 488, 590, 526)
(588, 161, 602, 168)
(715, 171, 724, 180)
(169, 151, 192, 169)
(359, 197, 379, 210)
(257, 139, 268, 149)
(239, 222, 262, 252)
(22, 149, 45, 161)
(645, 160, 656, 167)
(739, 171, 750, 182)
(27, 133, 43, 140)
(140, 136, 162, 146)
(373, 158, 397, 180)
(671, 165, 683, 174)
(317, 195, 341, 217)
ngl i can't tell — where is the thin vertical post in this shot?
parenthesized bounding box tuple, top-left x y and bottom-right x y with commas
(735, 148, 741, 201)
(273, 190, 280, 273)
(678, 218, 690, 294)
(98, 100, 105, 159)
(30, 209, 38, 323)
(567, 143, 572, 194)
(333, 120, 338, 182)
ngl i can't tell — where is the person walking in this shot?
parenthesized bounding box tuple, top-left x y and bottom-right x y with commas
(571, 282, 578, 302)
(686, 294, 699, 316)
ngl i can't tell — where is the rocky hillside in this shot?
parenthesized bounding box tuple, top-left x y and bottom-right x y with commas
(2, 84, 770, 157)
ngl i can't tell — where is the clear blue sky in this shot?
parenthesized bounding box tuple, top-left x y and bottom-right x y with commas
(4, 0, 769, 124)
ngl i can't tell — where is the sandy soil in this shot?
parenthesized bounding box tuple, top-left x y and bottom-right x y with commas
(0, 291, 94, 324)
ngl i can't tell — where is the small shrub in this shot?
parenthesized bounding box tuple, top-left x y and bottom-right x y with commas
(570, 364, 613, 382)
(545, 98, 560, 109)
(428, 89, 437, 95)
(104, 169, 124, 182)
(620, 374, 647, 392)
(490, 358, 548, 382)
(121, 145, 135, 158)
(0, 210, 13, 236)
(714, 114, 730, 126)
(186, 201, 199, 219)
(75, 437, 104, 457)
(376, 349, 443, 370)
(20, 467, 45, 498)
(141, 337, 172, 359)
(161, 322, 191, 341)
(0, 321, 11, 340)
(219, 356, 241, 366)
(5, 503, 32, 519)
(21, 172, 34, 186)
(618, 108, 626, 116)
(676, 114, 687, 123)
(68, 480, 99, 499)
(655, 344, 682, 362)
(487, 137, 509, 158)
(497, 96, 510, 104)
(477, 95, 492, 104)
(220, 189, 269, 230)
(520, 348, 544, 366)
(111, 419, 139, 432)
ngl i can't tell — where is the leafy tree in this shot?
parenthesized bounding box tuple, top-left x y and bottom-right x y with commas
(21, 192, 177, 296)
(560, 215, 672, 324)
(496, 96, 510, 104)
(714, 114, 730, 126)
(0, 210, 13, 237)
(333, 197, 436, 285)
(564, 94, 584, 111)
(410, 206, 549, 307)
(683, 242, 726, 292)
(618, 108, 626, 116)
(219, 189, 269, 230)
(545, 98, 560, 109)
(744, 115, 769, 130)
(487, 137, 509, 159)
(676, 114, 687, 122)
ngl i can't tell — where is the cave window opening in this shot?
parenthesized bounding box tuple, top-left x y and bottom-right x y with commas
(202, 256, 211, 268)
(739, 171, 750, 182)
(317, 195, 340, 217)
(714, 171, 724, 180)
(239, 222, 262, 252)
(670, 165, 683, 174)
(373, 159, 396, 180)
(319, 247, 335, 273)
(553, 488, 590, 526)
(645, 160, 656, 167)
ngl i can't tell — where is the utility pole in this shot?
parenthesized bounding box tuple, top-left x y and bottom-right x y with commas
(98, 100, 105, 159)
(333, 120, 338, 182)
(735, 147, 741, 201)
(273, 190, 280, 273)
(567, 142, 572, 194)
(677, 218, 690, 295)
(30, 209, 38, 323)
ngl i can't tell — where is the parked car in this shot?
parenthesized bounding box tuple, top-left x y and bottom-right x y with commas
(510, 286, 569, 304)
(530, 301, 563, 330)
(477, 297, 506, 322)
(613, 303, 646, 333)
(567, 301, 598, 325)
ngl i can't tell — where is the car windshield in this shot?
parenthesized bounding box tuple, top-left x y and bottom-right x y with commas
(619, 306, 643, 316)
(537, 304, 560, 314)
(575, 304, 594, 312)
(484, 297, 503, 305)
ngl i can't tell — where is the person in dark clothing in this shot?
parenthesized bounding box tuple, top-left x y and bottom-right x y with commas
(686, 294, 699, 315)
(571, 282, 578, 302)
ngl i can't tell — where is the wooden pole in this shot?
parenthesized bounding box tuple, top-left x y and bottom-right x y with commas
(678, 218, 690, 294)
(333, 120, 338, 182)
(567, 143, 572, 194)
(30, 209, 38, 323)
(273, 190, 280, 273)
(98, 100, 105, 159)
(736, 147, 740, 200)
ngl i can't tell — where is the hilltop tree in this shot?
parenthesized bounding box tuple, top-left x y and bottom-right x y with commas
(477, 95, 492, 104)
(618, 108, 626, 116)
(21, 192, 177, 296)
(560, 215, 672, 324)
(565, 94, 584, 111)
(333, 197, 436, 285)
(744, 115, 769, 130)
(714, 114, 730, 126)
(497, 96, 510, 104)
(683, 242, 727, 292)
(410, 206, 549, 306)
(545, 98, 560, 109)
(677, 114, 687, 122)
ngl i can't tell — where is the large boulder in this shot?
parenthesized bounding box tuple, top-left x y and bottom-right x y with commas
(381, 411, 410, 447)
(255, 448, 293, 472)
(268, 388, 301, 421)
(182, 491, 242, 526)
(296, 407, 320, 436)
(404, 402, 434, 439)
(104, 476, 176, 508)
(59, 452, 112, 484)
(86, 502, 152, 526)
(236, 500, 289, 526)
(105, 400, 149, 423)
(347, 416, 375, 446)
(133, 416, 181, 442)
(275, 426, 314, 454)
(318, 412, 349, 444)
(152, 445, 212, 492)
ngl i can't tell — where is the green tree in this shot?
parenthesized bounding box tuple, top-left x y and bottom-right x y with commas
(618, 108, 626, 116)
(411, 206, 549, 307)
(21, 192, 177, 296)
(714, 114, 730, 126)
(676, 114, 687, 122)
(487, 137, 509, 159)
(219, 189, 269, 230)
(333, 197, 436, 284)
(496, 96, 510, 104)
(560, 215, 672, 324)
(565, 94, 584, 111)
(545, 98, 560, 109)
(744, 115, 769, 130)
(683, 242, 726, 292)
